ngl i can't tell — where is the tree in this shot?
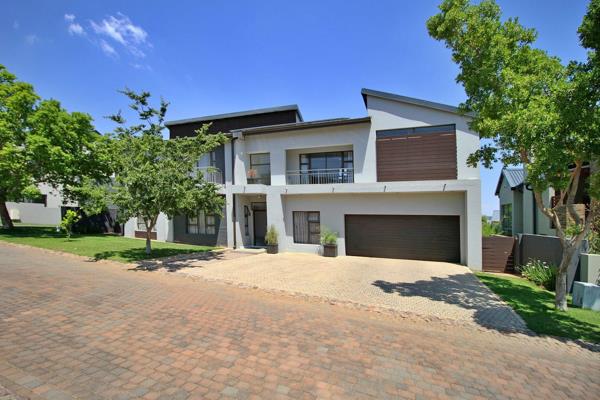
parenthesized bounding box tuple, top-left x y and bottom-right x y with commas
(60, 210, 81, 240)
(109, 89, 227, 254)
(427, 0, 599, 310)
(0, 65, 112, 229)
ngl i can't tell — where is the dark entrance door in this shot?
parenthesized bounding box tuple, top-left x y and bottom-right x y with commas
(345, 214, 460, 263)
(252, 203, 267, 246)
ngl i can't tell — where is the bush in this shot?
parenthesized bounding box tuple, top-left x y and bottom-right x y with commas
(265, 225, 278, 245)
(60, 210, 81, 241)
(320, 227, 338, 246)
(482, 216, 502, 237)
(517, 259, 557, 291)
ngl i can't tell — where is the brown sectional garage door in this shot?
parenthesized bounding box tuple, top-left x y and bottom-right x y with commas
(345, 215, 460, 263)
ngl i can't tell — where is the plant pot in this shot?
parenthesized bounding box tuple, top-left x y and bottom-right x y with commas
(322, 244, 337, 257)
(266, 244, 278, 254)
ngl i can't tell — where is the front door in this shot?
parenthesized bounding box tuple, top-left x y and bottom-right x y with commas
(252, 203, 267, 246)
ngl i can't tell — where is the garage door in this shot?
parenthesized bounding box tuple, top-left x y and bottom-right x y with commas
(344, 215, 460, 262)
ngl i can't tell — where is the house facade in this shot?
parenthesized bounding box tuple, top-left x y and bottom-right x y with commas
(6, 183, 76, 225)
(124, 88, 483, 269)
(495, 166, 590, 237)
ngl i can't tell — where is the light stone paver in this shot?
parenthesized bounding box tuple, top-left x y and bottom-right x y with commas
(169, 252, 527, 330)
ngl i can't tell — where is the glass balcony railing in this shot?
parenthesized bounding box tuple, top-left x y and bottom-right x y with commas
(197, 167, 223, 184)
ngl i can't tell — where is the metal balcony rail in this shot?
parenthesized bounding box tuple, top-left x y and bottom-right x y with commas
(197, 167, 223, 184)
(286, 168, 354, 185)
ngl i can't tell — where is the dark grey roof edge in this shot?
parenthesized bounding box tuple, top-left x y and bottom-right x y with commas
(238, 116, 371, 136)
(494, 167, 524, 196)
(165, 104, 302, 126)
(361, 88, 474, 117)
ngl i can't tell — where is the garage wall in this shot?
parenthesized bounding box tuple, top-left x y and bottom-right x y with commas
(279, 192, 466, 264)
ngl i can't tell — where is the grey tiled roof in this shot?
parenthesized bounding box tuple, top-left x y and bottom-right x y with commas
(495, 167, 524, 196)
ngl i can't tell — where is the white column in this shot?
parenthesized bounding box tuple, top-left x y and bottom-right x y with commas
(465, 185, 483, 270)
(225, 191, 235, 248)
(266, 191, 286, 250)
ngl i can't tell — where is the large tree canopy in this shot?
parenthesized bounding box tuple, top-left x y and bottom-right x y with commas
(0, 65, 111, 228)
(427, 0, 599, 310)
(109, 89, 227, 254)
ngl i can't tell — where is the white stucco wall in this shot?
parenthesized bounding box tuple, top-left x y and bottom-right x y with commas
(123, 213, 172, 242)
(6, 183, 76, 225)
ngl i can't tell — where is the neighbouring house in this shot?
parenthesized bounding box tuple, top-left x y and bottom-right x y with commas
(124, 88, 483, 269)
(6, 183, 76, 225)
(495, 166, 591, 236)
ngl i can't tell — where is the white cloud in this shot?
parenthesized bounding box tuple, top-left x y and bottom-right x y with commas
(64, 14, 75, 22)
(90, 13, 149, 58)
(25, 34, 39, 45)
(99, 40, 117, 58)
(68, 22, 85, 36)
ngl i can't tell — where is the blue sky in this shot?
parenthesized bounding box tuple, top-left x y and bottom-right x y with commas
(1, 0, 590, 215)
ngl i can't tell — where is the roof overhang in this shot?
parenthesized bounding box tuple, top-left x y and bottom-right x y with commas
(165, 104, 302, 127)
(361, 88, 474, 117)
(236, 116, 371, 136)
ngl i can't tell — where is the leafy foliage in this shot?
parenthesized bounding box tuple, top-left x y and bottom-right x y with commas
(517, 259, 557, 291)
(482, 216, 501, 237)
(427, 0, 599, 310)
(0, 64, 112, 228)
(108, 89, 228, 254)
(60, 210, 81, 241)
(265, 225, 278, 245)
(320, 227, 338, 246)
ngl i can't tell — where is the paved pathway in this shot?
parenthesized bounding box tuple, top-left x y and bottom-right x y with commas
(163, 252, 526, 331)
(0, 243, 598, 400)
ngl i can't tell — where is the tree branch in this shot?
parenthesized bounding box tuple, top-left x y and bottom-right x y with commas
(566, 161, 583, 226)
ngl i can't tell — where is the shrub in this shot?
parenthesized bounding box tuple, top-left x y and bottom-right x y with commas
(320, 227, 338, 246)
(60, 210, 81, 241)
(517, 259, 557, 291)
(265, 225, 278, 245)
(482, 216, 502, 237)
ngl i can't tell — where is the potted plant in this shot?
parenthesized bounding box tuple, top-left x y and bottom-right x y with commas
(265, 225, 278, 254)
(320, 227, 338, 257)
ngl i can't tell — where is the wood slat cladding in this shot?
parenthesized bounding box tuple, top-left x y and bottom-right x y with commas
(135, 231, 157, 240)
(376, 124, 457, 181)
(482, 235, 516, 273)
(345, 214, 460, 263)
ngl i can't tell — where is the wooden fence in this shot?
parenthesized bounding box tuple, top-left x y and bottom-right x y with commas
(482, 235, 517, 273)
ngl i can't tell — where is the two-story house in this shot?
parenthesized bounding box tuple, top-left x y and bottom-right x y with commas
(124, 88, 482, 269)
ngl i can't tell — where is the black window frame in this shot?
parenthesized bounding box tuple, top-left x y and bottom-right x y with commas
(293, 211, 321, 244)
(248, 153, 271, 185)
(186, 211, 217, 235)
(501, 204, 513, 236)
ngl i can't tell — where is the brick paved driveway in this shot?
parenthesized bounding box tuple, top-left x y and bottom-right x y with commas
(1, 243, 599, 400)
(162, 252, 526, 331)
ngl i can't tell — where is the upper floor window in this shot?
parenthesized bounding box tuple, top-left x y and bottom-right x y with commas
(247, 153, 271, 185)
(291, 151, 353, 184)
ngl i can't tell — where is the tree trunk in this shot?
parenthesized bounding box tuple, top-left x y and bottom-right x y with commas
(145, 229, 152, 255)
(0, 200, 14, 229)
(555, 269, 568, 311)
(555, 245, 576, 311)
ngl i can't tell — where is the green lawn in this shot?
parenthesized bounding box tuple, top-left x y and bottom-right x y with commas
(476, 272, 600, 343)
(0, 225, 216, 263)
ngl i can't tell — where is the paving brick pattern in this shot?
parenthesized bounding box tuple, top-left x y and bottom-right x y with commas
(1, 243, 599, 400)
(166, 252, 527, 331)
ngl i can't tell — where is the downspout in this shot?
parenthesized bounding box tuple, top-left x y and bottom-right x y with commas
(231, 137, 237, 249)
(525, 183, 537, 235)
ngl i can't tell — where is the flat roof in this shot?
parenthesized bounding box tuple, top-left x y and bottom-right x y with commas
(361, 88, 473, 116)
(236, 116, 371, 136)
(165, 104, 302, 126)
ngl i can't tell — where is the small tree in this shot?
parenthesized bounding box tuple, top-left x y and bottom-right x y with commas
(427, 0, 599, 310)
(109, 89, 227, 254)
(60, 210, 81, 240)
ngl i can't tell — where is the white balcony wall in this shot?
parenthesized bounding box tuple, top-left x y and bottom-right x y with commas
(239, 123, 371, 186)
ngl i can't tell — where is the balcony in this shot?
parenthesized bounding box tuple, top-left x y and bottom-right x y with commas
(197, 167, 223, 184)
(286, 168, 354, 185)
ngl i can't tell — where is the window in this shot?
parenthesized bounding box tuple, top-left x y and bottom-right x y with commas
(137, 218, 156, 232)
(248, 153, 271, 185)
(186, 211, 217, 235)
(209, 151, 217, 167)
(501, 204, 512, 236)
(293, 211, 320, 244)
(22, 194, 47, 207)
(244, 206, 250, 236)
(297, 151, 354, 184)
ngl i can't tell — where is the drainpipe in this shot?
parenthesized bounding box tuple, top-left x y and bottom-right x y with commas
(231, 137, 237, 249)
(525, 183, 537, 235)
